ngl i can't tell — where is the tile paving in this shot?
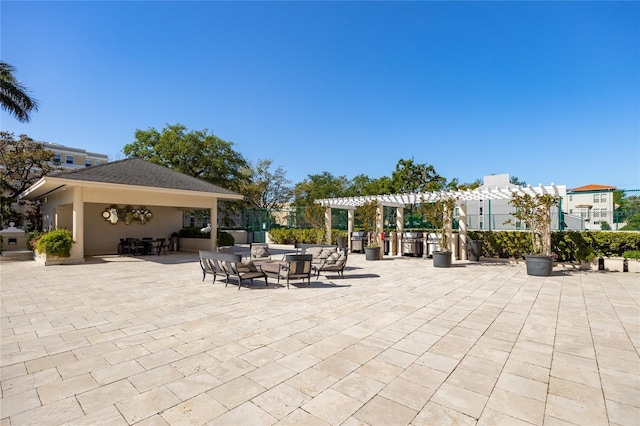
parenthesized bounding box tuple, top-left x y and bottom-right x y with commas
(1, 247, 639, 425)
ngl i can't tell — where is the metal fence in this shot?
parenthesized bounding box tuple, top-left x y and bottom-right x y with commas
(230, 189, 640, 233)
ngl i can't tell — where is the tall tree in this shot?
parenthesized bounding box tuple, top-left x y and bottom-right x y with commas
(123, 123, 248, 191)
(346, 174, 393, 197)
(293, 171, 349, 205)
(390, 158, 446, 193)
(0, 132, 59, 227)
(240, 159, 293, 210)
(0, 62, 39, 122)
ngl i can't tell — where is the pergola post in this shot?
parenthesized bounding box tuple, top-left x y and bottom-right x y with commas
(376, 203, 384, 259)
(459, 202, 467, 261)
(347, 209, 354, 251)
(325, 206, 332, 244)
(396, 207, 404, 256)
(209, 199, 218, 252)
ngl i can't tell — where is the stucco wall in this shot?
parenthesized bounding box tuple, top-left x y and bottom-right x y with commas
(84, 203, 183, 255)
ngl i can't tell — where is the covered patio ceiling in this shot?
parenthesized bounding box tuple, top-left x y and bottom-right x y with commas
(316, 183, 567, 209)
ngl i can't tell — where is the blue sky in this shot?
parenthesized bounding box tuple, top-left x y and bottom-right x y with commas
(1, 1, 639, 190)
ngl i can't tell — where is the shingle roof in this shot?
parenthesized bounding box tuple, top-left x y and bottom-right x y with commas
(570, 184, 616, 192)
(53, 158, 240, 196)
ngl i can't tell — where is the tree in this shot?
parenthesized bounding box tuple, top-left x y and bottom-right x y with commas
(123, 123, 248, 191)
(240, 159, 293, 210)
(510, 176, 527, 187)
(356, 200, 381, 248)
(293, 172, 349, 205)
(446, 178, 481, 191)
(390, 158, 446, 194)
(1, 132, 59, 227)
(346, 174, 393, 197)
(0, 62, 39, 122)
(506, 193, 560, 256)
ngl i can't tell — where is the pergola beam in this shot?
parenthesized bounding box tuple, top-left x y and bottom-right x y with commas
(316, 184, 566, 208)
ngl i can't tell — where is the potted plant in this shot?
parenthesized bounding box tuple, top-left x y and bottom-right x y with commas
(506, 192, 560, 276)
(468, 235, 483, 262)
(356, 200, 381, 260)
(420, 195, 457, 267)
(32, 229, 75, 265)
(622, 250, 640, 273)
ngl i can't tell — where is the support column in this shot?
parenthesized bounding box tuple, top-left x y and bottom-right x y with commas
(325, 206, 332, 244)
(396, 207, 404, 256)
(71, 187, 85, 263)
(347, 209, 354, 251)
(376, 203, 384, 259)
(459, 202, 467, 261)
(209, 198, 218, 252)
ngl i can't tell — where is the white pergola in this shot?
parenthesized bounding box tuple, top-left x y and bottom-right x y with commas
(316, 184, 566, 259)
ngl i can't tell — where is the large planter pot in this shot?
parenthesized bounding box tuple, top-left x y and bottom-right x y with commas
(364, 247, 380, 261)
(433, 251, 452, 268)
(524, 255, 553, 276)
(337, 236, 348, 250)
(34, 251, 82, 266)
(468, 240, 482, 261)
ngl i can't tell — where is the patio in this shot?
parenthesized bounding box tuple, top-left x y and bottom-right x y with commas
(1, 247, 638, 425)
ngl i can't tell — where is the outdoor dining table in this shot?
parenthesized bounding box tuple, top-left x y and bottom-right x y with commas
(118, 238, 164, 256)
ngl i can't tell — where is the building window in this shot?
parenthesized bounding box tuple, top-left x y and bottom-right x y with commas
(569, 195, 573, 202)
(85, 159, 92, 167)
(53, 153, 61, 164)
(94, 161, 102, 165)
(479, 207, 484, 216)
(601, 194, 607, 203)
(593, 194, 600, 203)
(593, 210, 600, 218)
(66, 155, 74, 164)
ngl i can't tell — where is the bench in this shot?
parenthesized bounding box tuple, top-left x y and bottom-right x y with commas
(199, 251, 268, 290)
(294, 244, 339, 265)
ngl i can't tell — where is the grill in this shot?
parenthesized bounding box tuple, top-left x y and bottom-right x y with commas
(426, 233, 441, 257)
(401, 232, 424, 257)
(350, 231, 367, 253)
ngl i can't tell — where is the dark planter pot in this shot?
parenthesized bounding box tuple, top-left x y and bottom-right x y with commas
(525, 255, 553, 276)
(337, 236, 348, 250)
(365, 247, 380, 261)
(468, 240, 482, 261)
(432, 251, 452, 268)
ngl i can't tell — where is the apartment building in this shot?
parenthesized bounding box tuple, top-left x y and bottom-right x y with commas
(42, 142, 109, 169)
(565, 184, 617, 230)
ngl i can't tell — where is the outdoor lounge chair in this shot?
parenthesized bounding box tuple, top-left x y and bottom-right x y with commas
(249, 242, 272, 263)
(275, 254, 313, 289)
(221, 253, 269, 290)
(313, 251, 348, 279)
(199, 251, 226, 283)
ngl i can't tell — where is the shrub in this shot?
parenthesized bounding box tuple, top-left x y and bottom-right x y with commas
(178, 227, 210, 239)
(469, 230, 640, 261)
(217, 231, 235, 247)
(622, 250, 640, 260)
(268, 228, 347, 245)
(35, 229, 74, 257)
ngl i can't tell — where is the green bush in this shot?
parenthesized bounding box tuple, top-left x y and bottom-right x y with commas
(217, 231, 235, 247)
(35, 229, 74, 257)
(268, 228, 347, 245)
(469, 230, 640, 261)
(178, 227, 210, 239)
(622, 250, 640, 260)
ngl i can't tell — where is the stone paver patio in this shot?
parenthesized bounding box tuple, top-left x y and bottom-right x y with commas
(1, 247, 639, 425)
